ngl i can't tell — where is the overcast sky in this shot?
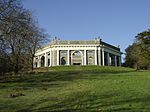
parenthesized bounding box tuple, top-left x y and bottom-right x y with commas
(23, 0, 150, 60)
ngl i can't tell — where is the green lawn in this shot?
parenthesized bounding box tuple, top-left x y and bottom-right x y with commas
(0, 66, 150, 112)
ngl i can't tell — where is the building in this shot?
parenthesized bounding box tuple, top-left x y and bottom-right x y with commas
(34, 37, 122, 67)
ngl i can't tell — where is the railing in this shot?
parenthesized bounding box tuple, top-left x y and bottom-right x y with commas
(52, 40, 100, 45)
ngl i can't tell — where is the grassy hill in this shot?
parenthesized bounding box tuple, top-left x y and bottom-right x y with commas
(0, 66, 150, 112)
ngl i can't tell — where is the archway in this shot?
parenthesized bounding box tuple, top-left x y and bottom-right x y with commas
(71, 51, 83, 65)
(41, 56, 45, 67)
(61, 57, 66, 65)
(88, 56, 94, 65)
(34, 58, 38, 67)
(48, 58, 50, 66)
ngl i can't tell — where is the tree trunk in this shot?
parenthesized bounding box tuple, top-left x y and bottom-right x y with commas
(31, 54, 34, 71)
(14, 56, 19, 74)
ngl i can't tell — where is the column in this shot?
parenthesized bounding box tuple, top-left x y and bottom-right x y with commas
(119, 56, 121, 66)
(53, 50, 55, 66)
(102, 48, 105, 66)
(115, 55, 117, 66)
(45, 53, 47, 67)
(84, 50, 87, 65)
(50, 51, 52, 66)
(33, 57, 36, 68)
(99, 47, 101, 66)
(107, 52, 110, 66)
(57, 50, 59, 66)
(38, 55, 41, 67)
(68, 50, 70, 65)
(95, 48, 97, 65)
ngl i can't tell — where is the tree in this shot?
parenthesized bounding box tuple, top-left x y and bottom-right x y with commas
(0, 0, 19, 74)
(0, 0, 48, 74)
(125, 43, 141, 69)
(22, 24, 48, 70)
(0, 0, 20, 21)
(125, 29, 150, 70)
(136, 29, 150, 69)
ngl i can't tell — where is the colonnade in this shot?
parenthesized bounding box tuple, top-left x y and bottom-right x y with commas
(34, 48, 121, 67)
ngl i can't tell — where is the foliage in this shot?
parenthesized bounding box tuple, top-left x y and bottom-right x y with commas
(136, 30, 150, 69)
(0, 67, 150, 111)
(125, 29, 150, 70)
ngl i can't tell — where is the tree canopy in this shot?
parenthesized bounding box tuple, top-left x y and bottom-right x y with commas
(0, 0, 48, 74)
(125, 29, 150, 70)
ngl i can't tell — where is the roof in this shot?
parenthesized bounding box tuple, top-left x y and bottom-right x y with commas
(50, 38, 120, 51)
(39, 38, 120, 52)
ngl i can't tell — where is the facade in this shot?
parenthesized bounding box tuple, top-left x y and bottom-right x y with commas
(34, 38, 122, 67)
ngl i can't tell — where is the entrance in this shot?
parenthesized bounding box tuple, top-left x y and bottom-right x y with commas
(71, 51, 83, 65)
(41, 56, 45, 67)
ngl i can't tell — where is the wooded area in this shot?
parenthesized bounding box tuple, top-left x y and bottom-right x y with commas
(0, 0, 48, 74)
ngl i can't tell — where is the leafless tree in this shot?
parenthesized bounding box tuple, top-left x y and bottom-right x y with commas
(0, 0, 49, 74)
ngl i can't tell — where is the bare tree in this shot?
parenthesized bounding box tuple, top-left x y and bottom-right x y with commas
(0, 0, 49, 74)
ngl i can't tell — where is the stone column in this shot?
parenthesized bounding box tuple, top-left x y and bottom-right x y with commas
(102, 48, 105, 66)
(107, 52, 110, 66)
(57, 50, 59, 66)
(53, 50, 55, 66)
(33, 57, 36, 68)
(119, 56, 121, 66)
(99, 47, 101, 66)
(84, 50, 87, 65)
(68, 50, 70, 65)
(38, 55, 41, 67)
(50, 51, 52, 66)
(95, 48, 97, 65)
(45, 53, 47, 67)
(115, 55, 117, 66)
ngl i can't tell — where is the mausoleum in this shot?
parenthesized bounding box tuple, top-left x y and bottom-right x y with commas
(34, 37, 121, 67)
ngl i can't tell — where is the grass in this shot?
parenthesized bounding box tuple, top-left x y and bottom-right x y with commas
(0, 66, 150, 112)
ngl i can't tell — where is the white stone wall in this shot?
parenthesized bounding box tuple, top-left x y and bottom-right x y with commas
(34, 43, 121, 67)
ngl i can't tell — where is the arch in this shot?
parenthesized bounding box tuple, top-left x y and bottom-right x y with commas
(35, 62, 38, 67)
(48, 58, 50, 66)
(71, 50, 83, 65)
(72, 51, 82, 56)
(41, 56, 45, 67)
(88, 56, 94, 65)
(61, 57, 66, 65)
(35, 58, 38, 68)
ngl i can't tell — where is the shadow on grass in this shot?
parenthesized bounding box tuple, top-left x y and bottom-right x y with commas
(0, 69, 135, 82)
(0, 69, 150, 112)
(16, 89, 150, 112)
(0, 69, 136, 90)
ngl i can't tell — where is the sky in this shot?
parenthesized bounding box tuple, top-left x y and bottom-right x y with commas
(23, 0, 150, 60)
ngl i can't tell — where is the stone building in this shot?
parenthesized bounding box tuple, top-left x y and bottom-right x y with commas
(34, 38, 122, 67)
